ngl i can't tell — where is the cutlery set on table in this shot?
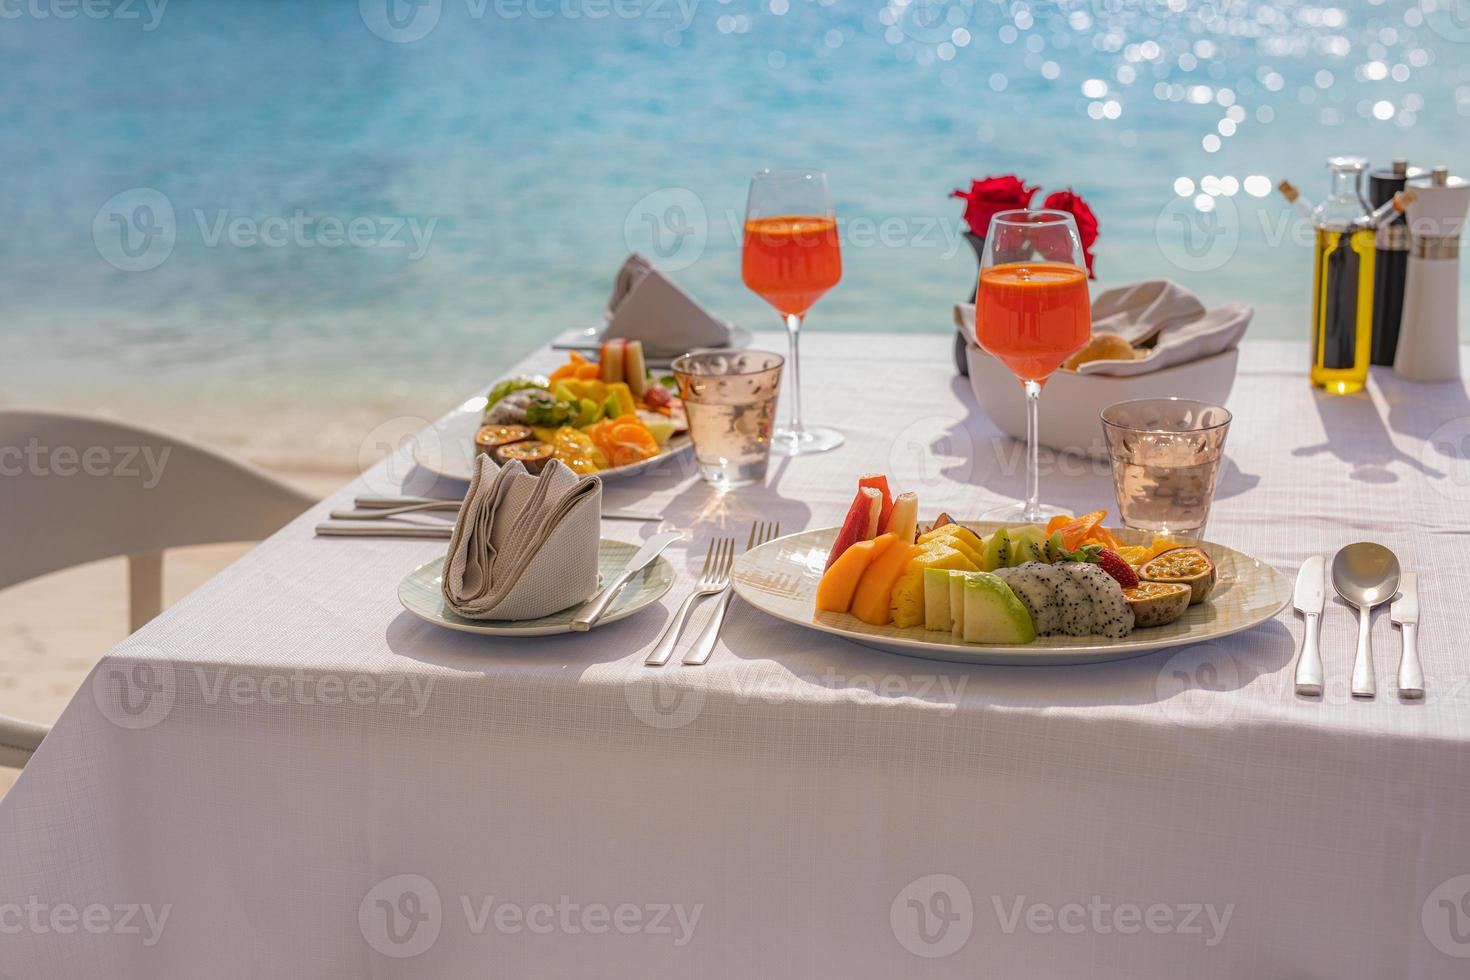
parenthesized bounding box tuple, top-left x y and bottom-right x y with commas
(1293, 543, 1423, 700)
(318, 489, 777, 665)
(642, 522, 779, 667)
(316, 496, 664, 538)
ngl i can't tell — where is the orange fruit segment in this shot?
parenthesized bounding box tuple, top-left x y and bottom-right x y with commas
(1058, 509, 1106, 549)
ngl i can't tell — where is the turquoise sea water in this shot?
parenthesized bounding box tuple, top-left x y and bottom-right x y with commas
(3, 0, 1468, 466)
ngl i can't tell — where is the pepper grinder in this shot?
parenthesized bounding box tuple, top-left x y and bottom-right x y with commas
(1396, 167, 1469, 382)
(1369, 159, 1422, 365)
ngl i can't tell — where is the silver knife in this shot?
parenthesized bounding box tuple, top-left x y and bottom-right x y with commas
(1292, 556, 1325, 697)
(1391, 572, 1423, 700)
(351, 497, 665, 523)
(569, 530, 682, 631)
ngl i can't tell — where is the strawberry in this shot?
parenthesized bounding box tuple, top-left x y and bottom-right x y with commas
(642, 383, 672, 409)
(1094, 548, 1140, 589)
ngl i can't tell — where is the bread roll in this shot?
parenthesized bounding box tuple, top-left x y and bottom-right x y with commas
(1064, 332, 1138, 371)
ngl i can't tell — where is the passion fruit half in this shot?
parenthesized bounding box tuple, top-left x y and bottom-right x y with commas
(1122, 582, 1193, 627)
(1138, 546, 1216, 605)
(475, 424, 532, 451)
(495, 440, 554, 473)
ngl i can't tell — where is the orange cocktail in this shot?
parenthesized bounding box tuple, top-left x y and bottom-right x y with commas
(741, 215, 842, 318)
(976, 262, 1090, 382)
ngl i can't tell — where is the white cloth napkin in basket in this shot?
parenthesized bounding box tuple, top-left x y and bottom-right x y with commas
(441, 455, 602, 621)
(955, 279, 1251, 376)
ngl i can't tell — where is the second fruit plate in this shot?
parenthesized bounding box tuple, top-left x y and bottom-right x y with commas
(411, 396, 693, 483)
(730, 523, 1291, 666)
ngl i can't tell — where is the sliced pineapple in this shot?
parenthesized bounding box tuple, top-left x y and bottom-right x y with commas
(918, 525, 985, 568)
(890, 544, 980, 628)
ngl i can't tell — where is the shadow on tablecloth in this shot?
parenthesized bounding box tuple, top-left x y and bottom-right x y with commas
(1294, 385, 1450, 484)
(714, 597, 1296, 711)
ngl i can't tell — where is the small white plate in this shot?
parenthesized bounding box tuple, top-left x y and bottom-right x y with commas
(399, 539, 675, 636)
(412, 397, 692, 484)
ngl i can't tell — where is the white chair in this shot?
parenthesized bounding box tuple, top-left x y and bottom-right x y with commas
(0, 410, 317, 768)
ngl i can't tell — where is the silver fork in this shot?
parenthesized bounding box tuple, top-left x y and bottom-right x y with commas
(644, 538, 734, 667)
(681, 520, 779, 666)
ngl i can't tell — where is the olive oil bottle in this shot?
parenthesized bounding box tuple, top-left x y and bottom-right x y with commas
(1311, 225, 1375, 394)
(1280, 158, 1414, 394)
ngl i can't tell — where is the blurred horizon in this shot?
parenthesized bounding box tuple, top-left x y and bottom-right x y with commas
(4, 0, 1468, 469)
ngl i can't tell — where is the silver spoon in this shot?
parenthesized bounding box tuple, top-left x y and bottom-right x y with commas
(1332, 543, 1401, 700)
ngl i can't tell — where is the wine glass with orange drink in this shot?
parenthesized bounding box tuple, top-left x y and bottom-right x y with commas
(741, 169, 844, 454)
(975, 209, 1092, 522)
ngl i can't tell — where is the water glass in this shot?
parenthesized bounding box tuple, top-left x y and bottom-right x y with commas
(672, 350, 784, 489)
(1100, 398, 1232, 539)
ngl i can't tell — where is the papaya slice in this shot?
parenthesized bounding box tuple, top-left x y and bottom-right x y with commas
(851, 537, 921, 626)
(816, 535, 895, 613)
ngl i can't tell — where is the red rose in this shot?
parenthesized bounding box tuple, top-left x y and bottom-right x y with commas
(1042, 189, 1100, 278)
(952, 175, 1038, 239)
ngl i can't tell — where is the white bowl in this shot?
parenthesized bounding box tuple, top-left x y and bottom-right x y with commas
(964, 344, 1240, 459)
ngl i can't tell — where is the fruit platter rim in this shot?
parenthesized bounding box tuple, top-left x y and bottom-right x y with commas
(731, 522, 1292, 667)
(413, 396, 694, 484)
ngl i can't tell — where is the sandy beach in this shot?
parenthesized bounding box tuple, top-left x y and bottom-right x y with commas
(0, 466, 347, 799)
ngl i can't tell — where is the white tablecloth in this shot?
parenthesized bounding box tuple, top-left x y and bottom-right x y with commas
(4, 336, 1470, 979)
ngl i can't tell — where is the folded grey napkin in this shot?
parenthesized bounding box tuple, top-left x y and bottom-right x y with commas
(954, 279, 1251, 377)
(441, 455, 602, 621)
(603, 253, 733, 357)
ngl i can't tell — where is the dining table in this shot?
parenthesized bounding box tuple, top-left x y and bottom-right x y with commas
(2, 332, 1469, 979)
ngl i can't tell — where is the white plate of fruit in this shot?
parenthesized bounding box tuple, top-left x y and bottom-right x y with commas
(413, 340, 693, 483)
(730, 474, 1291, 666)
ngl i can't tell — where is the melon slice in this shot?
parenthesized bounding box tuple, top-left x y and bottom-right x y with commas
(923, 567, 953, 631)
(858, 474, 893, 534)
(962, 572, 1036, 644)
(623, 340, 648, 398)
(850, 537, 920, 626)
(599, 340, 625, 383)
(949, 572, 966, 637)
(816, 535, 895, 613)
(824, 487, 883, 570)
(887, 492, 919, 544)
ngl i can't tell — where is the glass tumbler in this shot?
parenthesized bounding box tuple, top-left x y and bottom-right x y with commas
(1100, 398, 1233, 540)
(672, 349, 784, 489)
